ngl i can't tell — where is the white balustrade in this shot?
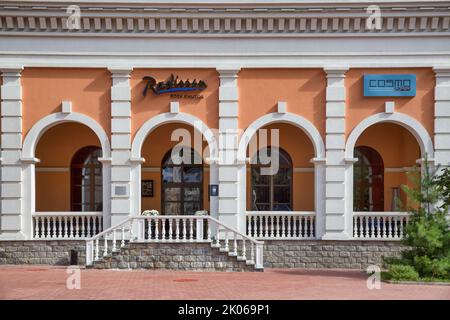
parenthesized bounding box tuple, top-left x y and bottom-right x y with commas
(32, 212, 103, 239)
(85, 214, 264, 269)
(353, 212, 410, 240)
(246, 211, 316, 240)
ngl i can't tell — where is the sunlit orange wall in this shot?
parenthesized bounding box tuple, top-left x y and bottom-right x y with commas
(245, 123, 315, 211)
(346, 68, 435, 138)
(21, 68, 111, 139)
(140, 123, 210, 213)
(130, 69, 219, 139)
(355, 123, 420, 211)
(238, 69, 326, 137)
(35, 123, 101, 211)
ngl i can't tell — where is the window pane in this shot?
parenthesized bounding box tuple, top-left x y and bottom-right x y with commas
(251, 167, 270, 185)
(274, 186, 290, 204)
(184, 187, 201, 201)
(162, 167, 182, 183)
(164, 202, 182, 215)
(183, 167, 202, 183)
(184, 202, 201, 215)
(164, 187, 182, 201)
(252, 186, 270, 209)
(273, 168, 291, 185)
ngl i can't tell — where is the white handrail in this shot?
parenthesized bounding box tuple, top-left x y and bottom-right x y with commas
(33, 211, 102, 217)
(246, 211, 315, 216)
(353, 211, 410, 217)
(85, 215, 264, 269)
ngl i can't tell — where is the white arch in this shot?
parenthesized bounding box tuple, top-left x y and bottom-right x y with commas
(237, 112, 325, 160)
(131, 112, 218, 160)
(345, 112, 434, 159)
(23, 112, 111, 159)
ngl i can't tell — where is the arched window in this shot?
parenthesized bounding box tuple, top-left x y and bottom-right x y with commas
(353, 146, 384, 211)
(251, 147, 293, 211)
(71, 146, 103, 212)
(161, 147, 203, 215)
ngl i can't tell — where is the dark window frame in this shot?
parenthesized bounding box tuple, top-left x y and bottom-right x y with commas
(250, 147, 293, 211)
(70, 146, 103, 212)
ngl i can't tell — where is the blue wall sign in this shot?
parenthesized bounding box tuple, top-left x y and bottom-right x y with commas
(363, 74, 416, 97)
(209, 184, 219, 197)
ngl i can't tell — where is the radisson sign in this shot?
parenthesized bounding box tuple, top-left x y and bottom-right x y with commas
(142, 74, 207, 97)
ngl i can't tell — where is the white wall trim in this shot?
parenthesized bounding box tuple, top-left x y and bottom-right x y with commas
(345, 112, 434, 159)
(131, 112, 218, 160)
(22, 112, 111, 159)
(237, 112, 325, 160)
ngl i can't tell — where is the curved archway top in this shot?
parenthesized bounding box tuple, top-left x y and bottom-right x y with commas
(22, 112, 111, 159)
(237, 112, 326, 161)
(131, 112, 218, 160)
(345, 112, 434, 159)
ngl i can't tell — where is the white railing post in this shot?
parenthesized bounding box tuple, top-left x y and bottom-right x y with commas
(255, 243, 264, 269)
(86, 240, 94, 266)
(196, 218, 204, 241)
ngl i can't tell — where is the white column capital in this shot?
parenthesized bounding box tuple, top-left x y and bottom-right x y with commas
(217, 67, 241, 76)
(108, 67, 133, 76)
(323, 66, 349, 78)
(433, 66, 450, 77)
(1, 67, 23, 77)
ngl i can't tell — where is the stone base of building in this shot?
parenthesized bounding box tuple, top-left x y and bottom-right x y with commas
(0, 240, 405, 271)
(263, 240, 405, 269)
(0, 241, 86, 266)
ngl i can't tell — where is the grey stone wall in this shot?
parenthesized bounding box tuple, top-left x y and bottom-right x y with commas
(90, 242, 255, 272)
(263, 240, 405, 269)
(0, 241, 86, 265)
(0, 240, 406, 270)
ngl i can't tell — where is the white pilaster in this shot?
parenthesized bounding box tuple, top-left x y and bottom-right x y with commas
(433, 67, 450, 170)
(217, 67, 242, 232)
(0, 68, 25, 239)
(322, 66, 352, 240)
(109, 68, 132, 226)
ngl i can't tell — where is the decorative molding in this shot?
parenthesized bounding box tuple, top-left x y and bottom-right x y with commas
(0, 5, 449, 37)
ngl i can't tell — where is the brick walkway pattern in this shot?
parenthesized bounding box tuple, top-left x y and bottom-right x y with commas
(0, 265, 449, 300)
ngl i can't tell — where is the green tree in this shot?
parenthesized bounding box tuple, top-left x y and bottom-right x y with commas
(386, 157, 450, 280)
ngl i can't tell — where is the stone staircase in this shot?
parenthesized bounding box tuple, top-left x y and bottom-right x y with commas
(85, 216, 264, 272)
(88, 241, 259, 271)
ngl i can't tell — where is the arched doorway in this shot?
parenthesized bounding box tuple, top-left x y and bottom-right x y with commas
(353, 146, 384, 212)
(161, 147, 204, 215)
(71, 146, 103, 212)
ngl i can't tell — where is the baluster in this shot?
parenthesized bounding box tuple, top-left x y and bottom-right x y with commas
(207, 220, 211, 241)
(246, 216, 250, 236)
(257, 216, 262, 238)
(386, 217, 392, 238)
(292, 216, 297, 238)
(354, 216, 357, 238)
(63, 217, 67, 238)
(95, 238, 99, 260)
(34, 217, 39, 239)
(45, 216, 50, 238)
(306, 216, 311, 238)
(215, 227, 220, 247)
(93, 217, 98, 235)
(86, 216, 91, 238)
(280, 216, 285, 238)
(270, 216, 275, 238)
(74, 217, 79, 238)
(287, 216, 291, 238)
(393, 217, 398, 239)
(182, 219, 187, 241)
(264, 216, 269, 238)
(299, 216, 304, 238)
(225, 231, 229, 251)
(376, 217, 381, 238)
(103, 236, 108, 256)
(112, 229, 117, 251)
(233, 234, 237, 255)
(129, 220, 134, 240)
(148, 218, 153, 241)
(155, 219, 159, 241)
(189, 218, 194, 240)
(242, 240, 246, 259)
(49, 217, 55, 239)
(365, 216, 370, 238)
(70, 217, 75, 238)
(251, 243, 255, 262)
(175, 218, 180, 241)
(168, 218, 173, 241)
(121, 225, 125, 247)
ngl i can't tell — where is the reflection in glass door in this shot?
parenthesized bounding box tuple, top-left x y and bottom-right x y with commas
(161, 147, 203, 215)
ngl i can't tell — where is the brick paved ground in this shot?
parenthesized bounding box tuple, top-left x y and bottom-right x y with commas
(0, 265, 448, 300)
